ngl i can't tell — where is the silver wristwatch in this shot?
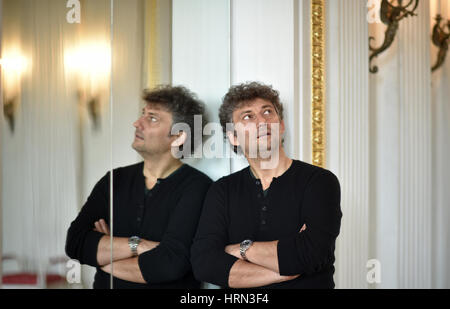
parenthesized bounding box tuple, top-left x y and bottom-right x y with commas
(240, 239, 253, 261)
(128, 236, 141, 256)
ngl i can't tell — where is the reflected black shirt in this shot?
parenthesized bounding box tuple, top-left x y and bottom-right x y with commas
(65, 162, 212, 289)
(191, 160, 342, 289)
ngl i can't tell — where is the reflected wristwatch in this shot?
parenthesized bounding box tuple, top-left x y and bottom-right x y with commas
(128, 236, 141, 256)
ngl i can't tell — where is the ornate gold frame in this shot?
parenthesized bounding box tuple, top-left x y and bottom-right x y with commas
(311, 0, 326, 168)
(143, 0, 159, 89)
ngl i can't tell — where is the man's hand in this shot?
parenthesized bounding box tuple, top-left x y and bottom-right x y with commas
(225, 243, 241, 259)
(93, 219, 110, 235)
(299, 224, 306, 233)
(137, 239, 160, 255)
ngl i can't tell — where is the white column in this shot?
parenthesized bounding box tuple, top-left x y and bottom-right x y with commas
(369, 1, 401, 289)
(370, 0, 433, 288)
(398, 1, 432, 289)
(327, 0, 370, 289)
(430, 0, 450, 289)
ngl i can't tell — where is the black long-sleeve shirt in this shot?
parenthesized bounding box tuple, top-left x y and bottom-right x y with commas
(65, 162, 212, 289)
(191, 160, 342, 288)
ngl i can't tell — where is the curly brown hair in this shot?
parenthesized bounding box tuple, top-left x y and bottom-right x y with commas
(142, 85, 208, 155)
(219, 81, 284, 134)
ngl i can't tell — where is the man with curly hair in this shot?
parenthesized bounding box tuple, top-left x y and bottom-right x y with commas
(66, 85, 212, 288)
(191, 82, 342, 288)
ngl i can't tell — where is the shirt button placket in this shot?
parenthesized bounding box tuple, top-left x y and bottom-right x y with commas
(261, 198, 268, 229)
(254, 179, 268, 230)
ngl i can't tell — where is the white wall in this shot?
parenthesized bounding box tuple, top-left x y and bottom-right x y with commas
(111, 0, 144, 169)
(229, 0, 312, 172)
(172, 0, 231, 181)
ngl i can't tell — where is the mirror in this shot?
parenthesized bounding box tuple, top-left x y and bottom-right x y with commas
(1, 0, 231, 289)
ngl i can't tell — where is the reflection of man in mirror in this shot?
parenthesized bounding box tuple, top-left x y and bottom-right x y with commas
(66, 85, 212, 288)
(191, 82, 342, 288)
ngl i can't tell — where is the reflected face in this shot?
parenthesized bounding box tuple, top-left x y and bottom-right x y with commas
(230, 98, 284, 156)
(132, 103, 175, 156)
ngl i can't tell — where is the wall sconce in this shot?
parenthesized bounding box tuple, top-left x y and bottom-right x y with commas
(369, 0, 420, 74)
(431, 14, 450, 72)
(0, 51, 30, 133)
(64, 42, 111, 130)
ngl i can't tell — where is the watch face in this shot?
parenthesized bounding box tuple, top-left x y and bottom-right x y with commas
(242, 239, 252, 247)
(240, 240, 253, 260)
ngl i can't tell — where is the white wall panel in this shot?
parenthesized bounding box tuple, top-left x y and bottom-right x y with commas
(230, 0, 296, 172)
(172, 0, 231, 181)
(327, 0, 370, 289)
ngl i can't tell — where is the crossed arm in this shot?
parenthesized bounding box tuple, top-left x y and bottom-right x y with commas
(96, 220, 305, 287)
(93, 219, 159, 283)
(223, 224, 306, 288)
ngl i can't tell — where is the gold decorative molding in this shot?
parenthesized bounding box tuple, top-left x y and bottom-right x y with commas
(142, 0, 172, 89)
(143, 0, 159, 89)
(311, 0, 326, 168)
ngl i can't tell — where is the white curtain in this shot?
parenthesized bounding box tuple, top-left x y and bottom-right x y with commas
(1, 0, 84, 274)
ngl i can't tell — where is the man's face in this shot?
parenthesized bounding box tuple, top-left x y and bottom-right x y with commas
(230, 98, 285, 157)
(132, 103, 175, 156)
